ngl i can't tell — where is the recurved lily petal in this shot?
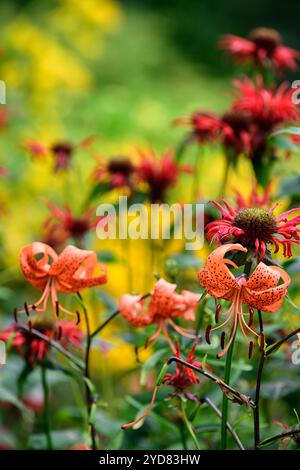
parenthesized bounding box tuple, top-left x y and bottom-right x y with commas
(245, 262, 281, 291)
(198, 244, 247, 299)
(119, 294, 153, 326)
(243, 265, 290, 312)
(50, 245, 107, 292)
(20, 242, 58, 289)
(148, 278, 178, 317)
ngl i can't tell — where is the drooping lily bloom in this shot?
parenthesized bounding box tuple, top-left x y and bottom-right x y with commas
(119, 278, 200, 352)
(92, 155, 136, 189)
(18, 242, 107, 320)
(220, 28, 300, 72)
(122, 341, 205, 430)
(206, 197, 300, 259)
(136, 150, 191, 203)
(198, 244, 290, 358)
(44, 201, 104, 246)
(0, 318, 83, 364)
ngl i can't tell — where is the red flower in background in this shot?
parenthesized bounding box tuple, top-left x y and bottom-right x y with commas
(0, 109, 9, 130)
(18, 242, 107, 320)
(119, 278, 200, 352)
(136, 150, 191, 202)
(220, 27, 300, 72)
(206, 197, 300, 259)
(232, 78, 299, 129)
(92, 155, 136, 189)
(24, 140, 47, 159)
(234, 181, 272, 210)
(175, 111, 222, 143)
(44, 201, 103, 246)
(220, 110, 253, 155)
(0, 318, 83, 364)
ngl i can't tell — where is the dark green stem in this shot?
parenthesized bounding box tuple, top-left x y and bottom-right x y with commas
(41, 364, 53, 450)
(77, 293, 97, 450)
(220, 336, 235, 449)
(258, 428, 300, 448)
(180, 401, 201, 450)
(253, 309, 265, 449)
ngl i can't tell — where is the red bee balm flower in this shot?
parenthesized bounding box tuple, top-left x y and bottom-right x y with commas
(234, 181, 272, 210)
(92, 156, 136, 189)
(45, 201, 103, 245)
(122, 342, 206, 430)
(119, 278, 200, 352)
(206, 198, 300, 259)
(220, 28, 300, 72)
(162, 341, 201, 391)
(0, 318, 83, 364)
(18, 242, 107, 320)
(175, 111, 222, 143)
(136, 150, 191, 202)
(232, 78, 299, 129)
(198, 244, 290, 358)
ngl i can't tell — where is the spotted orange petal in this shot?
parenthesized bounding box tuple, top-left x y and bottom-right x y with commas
(50, 245, 107, 292)
(245, 262, 281, 291)
(148, 278, 178, 317)
(20, 242, 58, 290)
(243, 265, 290, 312)
(198, 244, 247, 299)
(119, 294, 153, 326)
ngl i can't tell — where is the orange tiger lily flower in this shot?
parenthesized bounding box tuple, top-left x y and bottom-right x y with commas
(18, 242, 107, 320)
(198, 243, 290, 358)
(119, 278, 200, 352)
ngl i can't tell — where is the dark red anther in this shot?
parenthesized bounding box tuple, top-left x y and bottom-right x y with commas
(215, 303, 221, 323)
(56, 325, 62, 341)
(24, 302, 30, 317)
(248, 307, 254, 327)
(260, 332, 265, 352)
(32, 304, 36, 311)
(76, 311, 81, 325)
(55, 301, 60, 318)
(248, 341, 254, 359)
(13, 308, 18, 323)
(205, 324, 212, 345)
(221, 331, 226, 349)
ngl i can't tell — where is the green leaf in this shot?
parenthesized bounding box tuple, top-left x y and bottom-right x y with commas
(140, 349, 167, 386)
(87, 181, 111, 203)
(277, 173, 300, 199)
(0, 384, 28, 412)
(271, 127, 300, 137)
(27, 429, 84, 450)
